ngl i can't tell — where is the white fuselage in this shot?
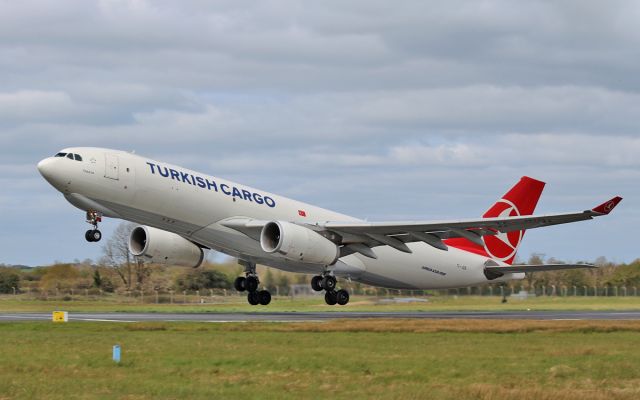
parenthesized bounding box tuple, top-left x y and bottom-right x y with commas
(38, 147, 521, 289)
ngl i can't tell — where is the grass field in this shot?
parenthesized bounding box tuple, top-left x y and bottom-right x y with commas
(1, 294, 640, 313)
(1, 320, 640, 399)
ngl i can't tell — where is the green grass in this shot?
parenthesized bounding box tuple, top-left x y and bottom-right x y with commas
(1, 320, 640, 399)
(1, 294, 640, 313)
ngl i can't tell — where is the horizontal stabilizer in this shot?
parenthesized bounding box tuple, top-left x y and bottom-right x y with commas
(485, 264, 596, 274)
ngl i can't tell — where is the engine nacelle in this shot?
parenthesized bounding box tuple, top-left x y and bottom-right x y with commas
(129, 226, 204, 268)
(260, 221, 339, 265)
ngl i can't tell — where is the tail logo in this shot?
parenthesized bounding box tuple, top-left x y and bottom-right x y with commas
(483, 199, 523, 262)
(604, 201, 615, 213)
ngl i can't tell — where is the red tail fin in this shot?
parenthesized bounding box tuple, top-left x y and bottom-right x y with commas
(482, 176, 545, 264)
(446, 176, 545, 264)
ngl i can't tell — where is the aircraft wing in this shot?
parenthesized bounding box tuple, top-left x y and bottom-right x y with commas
(221, 196, 621, 259)
(319, 196, 622, 256)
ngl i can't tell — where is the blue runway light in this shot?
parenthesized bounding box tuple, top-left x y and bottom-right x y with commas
(113, 345, 121, 363)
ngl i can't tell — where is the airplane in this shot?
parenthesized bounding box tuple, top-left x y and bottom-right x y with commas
(37, 147, 622, 306)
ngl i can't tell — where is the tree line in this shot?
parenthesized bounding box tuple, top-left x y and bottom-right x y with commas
(1, 223, 638, 295)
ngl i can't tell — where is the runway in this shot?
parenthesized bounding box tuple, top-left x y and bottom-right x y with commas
(2, 310, 640, 322)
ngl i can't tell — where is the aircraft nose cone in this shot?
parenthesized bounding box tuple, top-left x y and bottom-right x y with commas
(37, 157, 64, 190)
(37, 158, 54, 179)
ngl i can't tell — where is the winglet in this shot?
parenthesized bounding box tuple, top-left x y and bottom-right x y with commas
(591, 196, 623, 215)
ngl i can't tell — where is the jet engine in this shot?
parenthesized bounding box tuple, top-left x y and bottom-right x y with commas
(129, 226, 204, 268)
(260, 221, 339, 265)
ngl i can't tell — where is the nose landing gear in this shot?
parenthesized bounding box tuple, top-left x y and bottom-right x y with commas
(85, 210, 102, 242)
(312, 273, 350, 306)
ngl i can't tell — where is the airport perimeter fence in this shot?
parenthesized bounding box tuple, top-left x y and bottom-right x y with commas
(441, 284, 640, 297)
(1, 284, 640, 303)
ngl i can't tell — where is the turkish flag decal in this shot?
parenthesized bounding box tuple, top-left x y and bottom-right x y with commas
(298, 210, 307, 217)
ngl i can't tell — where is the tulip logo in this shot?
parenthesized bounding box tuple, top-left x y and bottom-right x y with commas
(483, 199, 522, 263)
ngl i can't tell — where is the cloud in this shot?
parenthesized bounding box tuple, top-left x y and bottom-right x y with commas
(347, 86, 640, 134)
(1, 0, 638, 265)
(0, 91, 77, 123)
(388, 134, 640, 168)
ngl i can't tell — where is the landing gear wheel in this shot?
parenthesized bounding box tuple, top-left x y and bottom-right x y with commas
(234, 276, 246, 292)
(336, 289, 350, 306)
(311, 276, 323, 292)
(325, 290, 338, 306)
(322, 275, 337, 291)
(258, 290, 271, 305)
(247, 291, 260, 305)
(245, 276, 259, 292)
(85, 229, 101, 242)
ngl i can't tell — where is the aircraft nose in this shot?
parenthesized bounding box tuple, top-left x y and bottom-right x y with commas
(37, 157, 65, 190)
(37, 158, 54, 179)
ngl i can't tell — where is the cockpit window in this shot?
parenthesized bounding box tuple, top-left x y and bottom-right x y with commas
(54, 152, 82, 161)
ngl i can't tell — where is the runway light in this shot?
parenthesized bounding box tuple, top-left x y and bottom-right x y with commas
(113, 345, 121, 363)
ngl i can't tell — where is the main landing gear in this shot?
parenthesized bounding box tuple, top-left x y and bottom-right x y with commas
(234, 261, 271, 306)
(84, 210, 102, 242)
(311, 273, 350, 306)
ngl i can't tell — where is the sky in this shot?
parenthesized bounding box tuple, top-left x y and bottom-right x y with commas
(1, 0, 638, 266)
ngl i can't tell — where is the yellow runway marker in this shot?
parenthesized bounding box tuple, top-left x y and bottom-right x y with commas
(52, 311, 68, 322)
